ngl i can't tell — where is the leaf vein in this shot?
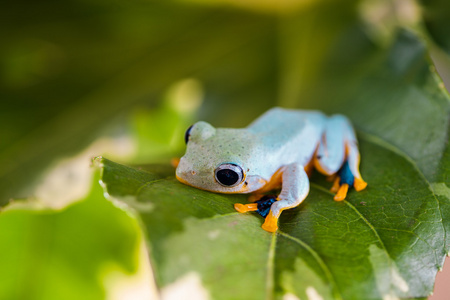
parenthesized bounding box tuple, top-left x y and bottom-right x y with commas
(358, 131, 447, 254)
(266, 233, 276, 300)
(277, 230, 343, 300)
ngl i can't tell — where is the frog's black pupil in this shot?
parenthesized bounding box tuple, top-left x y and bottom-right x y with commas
(184, 125, 193, 144)
(216, 169, 239, 186)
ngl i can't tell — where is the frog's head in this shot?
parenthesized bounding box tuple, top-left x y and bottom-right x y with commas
(176, 121, 268, 194)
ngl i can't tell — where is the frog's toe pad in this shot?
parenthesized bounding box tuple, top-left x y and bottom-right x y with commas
(262, 222, 278, 233)
(255, 195, 277, 218)
(354, 178, 367, 191)
(334, 184, 349, 201)
(234, 203, 258, 213)
(330, 177, 340, 193)
(261, 212, 278, 232)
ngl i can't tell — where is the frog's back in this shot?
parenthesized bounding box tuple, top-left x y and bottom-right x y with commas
(247, 107, 326, 166)
(248, 107, 326, 132)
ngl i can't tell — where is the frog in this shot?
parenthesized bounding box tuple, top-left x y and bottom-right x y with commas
(175, 107, 367, 233)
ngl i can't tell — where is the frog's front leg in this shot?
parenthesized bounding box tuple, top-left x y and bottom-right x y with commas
(261, 163, 309, 232)
(314, 115, 367, 201)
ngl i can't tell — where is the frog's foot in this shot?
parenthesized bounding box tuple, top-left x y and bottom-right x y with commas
(261, 211, 278, 232)
(354, 177, 367, 192)
(234, 203, 258, 213)
(235, 195, 277, 217)
(332, 162, 367, 201)
(333, 161, 354, 201)
(255, 195, 277, 218)
(330, 177, 341, 193)
(334, 184, 349, 201)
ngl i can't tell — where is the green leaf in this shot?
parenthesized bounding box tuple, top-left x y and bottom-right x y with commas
(94, 20, 450, 299)
(97, 139, 442, 299)
(0, 172, 144, 300)
(97, 135, 447, 299)
(421, 0, 450, 54)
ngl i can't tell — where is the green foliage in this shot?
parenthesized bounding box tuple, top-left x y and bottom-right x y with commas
(97, 125, 447, 300)
(1, 0, 449, 299)
(0, 173, 142, 300)
(422, 0, 450, 54)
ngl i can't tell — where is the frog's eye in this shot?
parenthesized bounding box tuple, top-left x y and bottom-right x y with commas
(215, 163, 244, 187)
(184, 125, 194, 144)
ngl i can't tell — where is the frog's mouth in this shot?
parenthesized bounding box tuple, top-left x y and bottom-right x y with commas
(175, 173, 190, 185)
(176, 169, 267, 194)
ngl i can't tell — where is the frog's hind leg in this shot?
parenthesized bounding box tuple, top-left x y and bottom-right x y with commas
(262, 163, 309, 232)
(314, 115, 347, 176)
(345, 130, 367, 192)
(314, 115, 367, 200)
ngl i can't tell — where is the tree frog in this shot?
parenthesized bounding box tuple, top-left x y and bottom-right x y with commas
(176, 107, 367, 233)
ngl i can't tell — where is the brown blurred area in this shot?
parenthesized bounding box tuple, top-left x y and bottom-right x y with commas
(430, 257, 450, 300)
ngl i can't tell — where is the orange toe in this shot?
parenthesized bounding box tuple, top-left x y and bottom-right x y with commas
(354, 178, 367, 191)
(334, 184, 349, 201)
(234, 203, 258, 213)
(330, 177, 341, 193)
(261, 212, 278, 232)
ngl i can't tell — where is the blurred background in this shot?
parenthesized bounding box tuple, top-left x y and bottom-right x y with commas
(1, 0, 449, 299)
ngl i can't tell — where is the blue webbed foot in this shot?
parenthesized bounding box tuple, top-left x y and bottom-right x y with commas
(332, 161, 354, 201)
(256, 195, 277, 218)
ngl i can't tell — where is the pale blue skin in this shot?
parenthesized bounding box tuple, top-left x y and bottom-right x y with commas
(176, 107, 365, 232)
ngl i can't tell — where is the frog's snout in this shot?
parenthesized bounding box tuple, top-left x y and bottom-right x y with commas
(175, 159, 190, 183)
(175, 158, 201, 187)
(175, 170, 189, 185)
